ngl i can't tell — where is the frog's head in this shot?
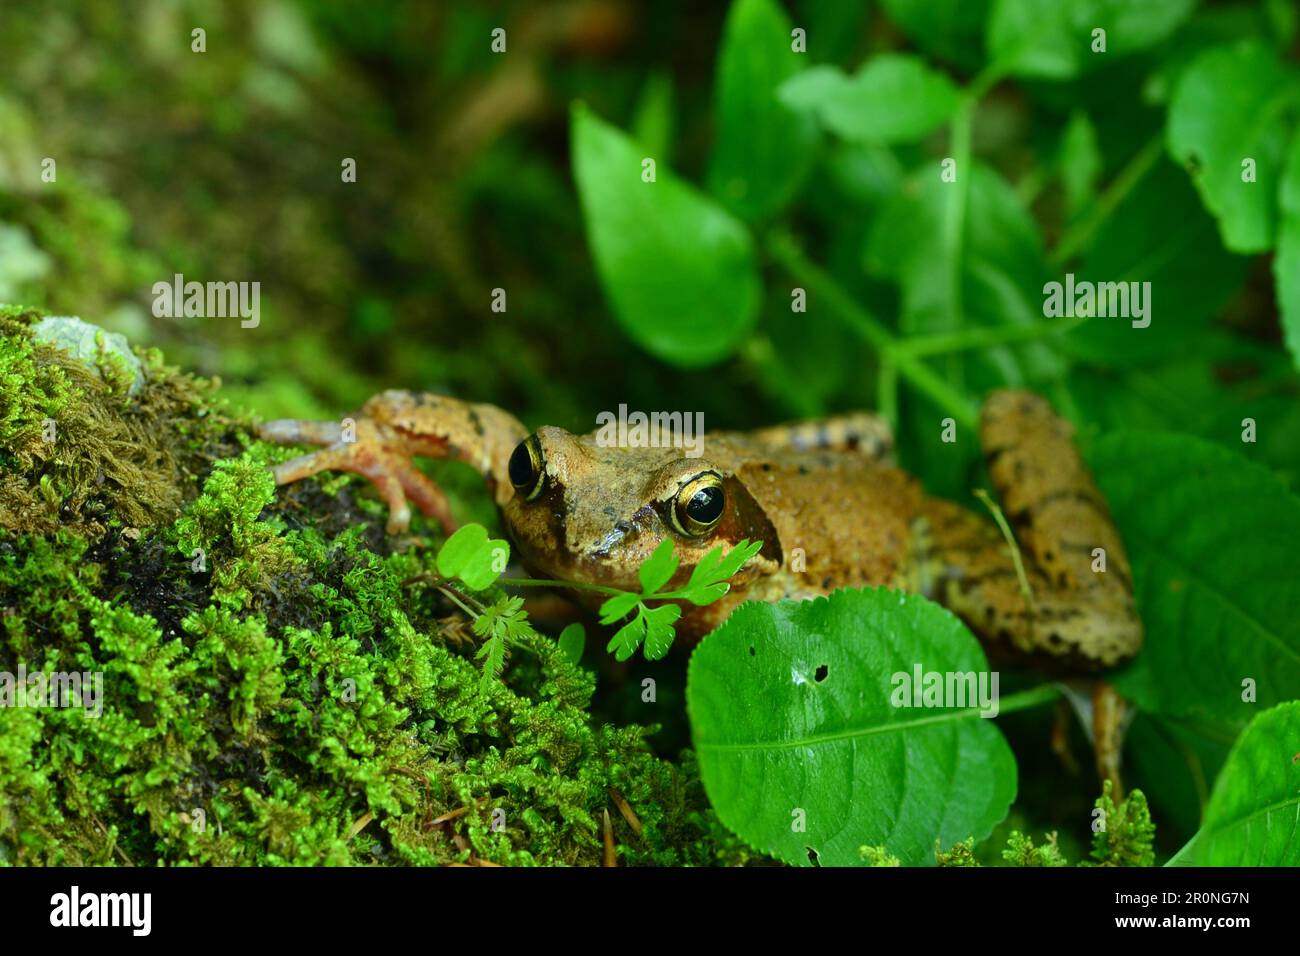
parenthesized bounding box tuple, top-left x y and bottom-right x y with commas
(500, 426, 782, 594)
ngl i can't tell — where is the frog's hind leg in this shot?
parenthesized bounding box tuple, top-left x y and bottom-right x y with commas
(750, 412, 895, 461)
(976, 388, 1142, 669)
(920, 389, 1142, 791)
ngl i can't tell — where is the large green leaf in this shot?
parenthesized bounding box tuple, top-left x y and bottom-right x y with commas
(687, 588, 1016, 866)
(1062, 157, 1251, 365)
(1166, 41, 1297, 253)
(989, 0, 1196, 79)
(1168, 702, 1300, 865)
(572, 104, 761, 367)
(879, 0, 991, 70)
(1089, 432, 1300, 733)
(779, 55, 959, 145)
(1273, 127, 1300, 371)
(708, 0, 818, 222)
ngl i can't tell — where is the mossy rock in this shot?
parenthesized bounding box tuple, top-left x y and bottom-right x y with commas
(0, 306, 742, 866)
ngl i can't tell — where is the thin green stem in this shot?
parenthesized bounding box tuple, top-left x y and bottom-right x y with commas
(499, 576, 626, 597)
(896, 314, 1087, 357)
(995, 684, 1063, 716)
(877, 357, 898, 431)
(438, 586, 482, 619)
(766, 230, 979, 429)
(1050, 134, 1163, 266)
(974, 488, 1035, 611)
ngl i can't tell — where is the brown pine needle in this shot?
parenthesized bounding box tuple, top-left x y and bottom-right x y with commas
(608, 787, 642, 836)
(347, 811, 374, 841)
(602, 808, 617, 867)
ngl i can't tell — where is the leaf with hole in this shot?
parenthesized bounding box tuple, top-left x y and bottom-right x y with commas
(687, 588, 1016, 866)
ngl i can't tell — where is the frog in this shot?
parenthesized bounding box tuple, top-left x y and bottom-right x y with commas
(258, 387, 1142, 782)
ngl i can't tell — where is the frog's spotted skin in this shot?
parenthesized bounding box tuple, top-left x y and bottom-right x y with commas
(259, 388, 1141, 670)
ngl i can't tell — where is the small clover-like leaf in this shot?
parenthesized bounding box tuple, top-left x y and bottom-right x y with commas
(642, 603, 683, 660)
(599, 591, 642, 625)
(638, 538, 679, 595)
(557, 622, 586, 666)
(683, 539, 763, 605)
(606, 611, 647, 662)
(437, 524, 510, 591)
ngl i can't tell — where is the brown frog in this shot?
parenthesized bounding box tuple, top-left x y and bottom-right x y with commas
(258, 388, 1141, 673)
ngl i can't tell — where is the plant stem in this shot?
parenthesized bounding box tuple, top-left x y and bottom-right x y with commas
(895, 314, 1087, 357)
(995, 684, 1063, 716)
(1050, 134, 1163, 266)
(439, 586, 482, 619)
(498, 576, 626, 597)
(765, 230, 979, 429)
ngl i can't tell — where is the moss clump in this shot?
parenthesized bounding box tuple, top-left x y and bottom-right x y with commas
(1090, 782, 1156, 867)
(0, 309, 735, 866)
(0, 305, 236, 540)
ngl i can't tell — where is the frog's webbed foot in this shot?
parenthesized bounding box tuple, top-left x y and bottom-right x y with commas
(258, 390, 527, 534)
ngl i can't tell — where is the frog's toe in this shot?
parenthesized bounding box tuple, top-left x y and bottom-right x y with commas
(258, 418, 345, 447)
(389, 457, 456, 532)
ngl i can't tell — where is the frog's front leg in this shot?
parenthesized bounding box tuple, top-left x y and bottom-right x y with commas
(258, 390, 527, 533)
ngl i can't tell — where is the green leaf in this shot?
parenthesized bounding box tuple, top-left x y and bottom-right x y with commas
(605, 602, 683, 662)
(572, 104, 761, 367)
(557, 622, 586, 666)
(1061, 157, 1251, 366)
(638, 538, 679, 595)
(989, 0, 1196, 79)
(599, 591, 642, 625)
(642, 603, 683, 660)
(779, 55, 959, 145)
(682, 538, 763, 604)
(1169, 702, 1300, 865)
(687, 588, 1017, 866)
(1166, 41, 1297, 253)
(879, 0, 992, 70)
(1088, 433, 1300, 735)
(1273, 127, 1300, 371)
(436, 524, 509, 591)
(475, 635, 507, 694)
(631, 71, 674, 165)
(1059, 110, 1101, 220)
(708, 0, 818, 221)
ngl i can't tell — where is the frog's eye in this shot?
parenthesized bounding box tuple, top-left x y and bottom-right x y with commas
(671, 472, 725, 536)
(508, 435, 546, 501)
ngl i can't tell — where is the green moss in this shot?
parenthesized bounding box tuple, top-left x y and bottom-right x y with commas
(0, 306, 237, 540)
(1001, 830, 1069, 867)
(0, 313, 730, 866)
(1090, 782, 1156, 867)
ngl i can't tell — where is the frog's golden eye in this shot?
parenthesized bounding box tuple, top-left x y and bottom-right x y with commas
(671, 472, 725, 536)
(508, 435, 545, 501)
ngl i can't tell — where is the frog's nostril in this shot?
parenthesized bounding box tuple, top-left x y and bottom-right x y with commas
(590, 521, 630, 558)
